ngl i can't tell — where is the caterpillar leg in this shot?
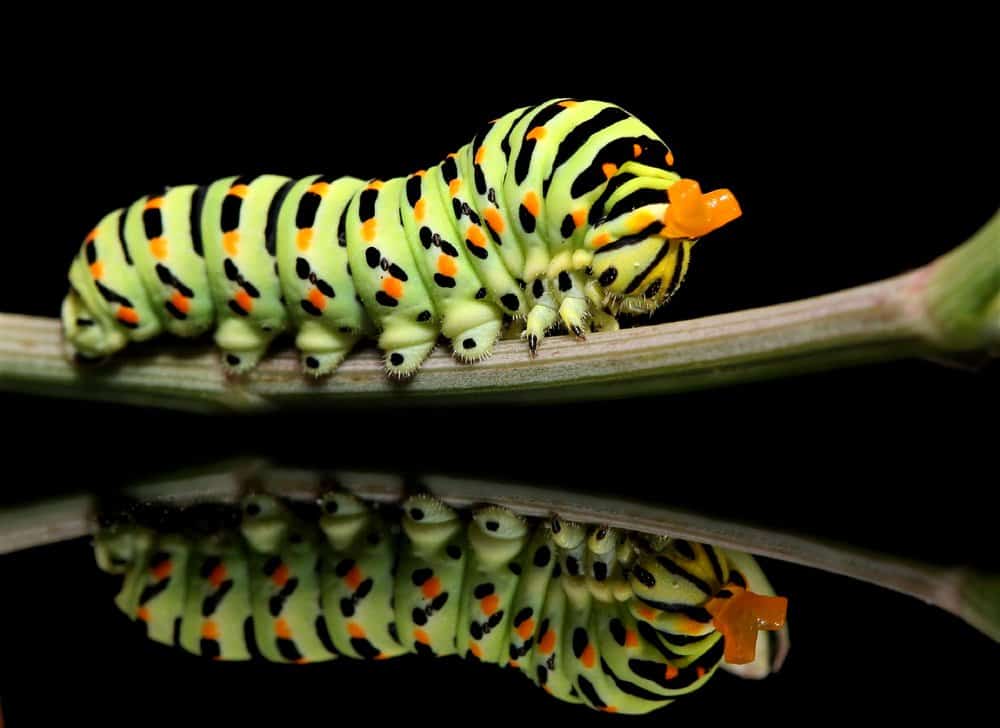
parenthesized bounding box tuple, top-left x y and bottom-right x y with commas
(295, 321, 361, 377)
(215, 317, 278, 374)
(588, 309, 619, 333)
(440, 299, 504, 363)
(554, 272, 591, 339)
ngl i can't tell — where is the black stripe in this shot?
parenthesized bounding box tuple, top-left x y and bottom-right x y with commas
(276, 637, 304, 662)
(441, 157, 458, 183)
(663, 243, 687, 298)
(405, 175, 422, 207)
(500, 106, 537, 160)
(576, 675, 606, 710)
(635, 594, 713, 622)
(600, 658, 674, 702)
(570, 136, 638, 198)
(623, 241, 673, 295)
(337, 202, 349, 247)
(543, 107, 629, 197)
(137, 578, 170, 605)
(627, 637, 723, 691)
(266, 180, 295, 256)
(295, 189, 322, 229)
(605, 187, 669, 221)
(589, 173, 635, 225)
(705, 546, 726, 585)
(220, 193, 242, 233)
(657, 631, 715, 648)
(358, 188, 378, 220)
(655, 554, 713, 595)
(315, 614, 340, 655)
(594, 221, 665, 256)
(243, 616, 262, 659)
(95, 281, 132, 307)
(232, 174, 259, 187)
(513, 100, 572, 184)
(117, 210, 133, 265)
(189, 185, 207, 256)
(636, 621, 682, 660)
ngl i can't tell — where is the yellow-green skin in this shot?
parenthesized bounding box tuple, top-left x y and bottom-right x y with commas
(64, 98, 707, 377)
(96, 495, 784, 714)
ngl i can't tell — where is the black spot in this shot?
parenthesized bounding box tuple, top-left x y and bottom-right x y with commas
(419, 226, 433, 249)
(560, 214, 577, 238)
(558, 271, 572, 292)
(431, 593, 449, 611)
(324, 500, 338, 514)
(500, 293, 519, 311)
(609, 618, 626, 646)
(730, 570, 747, 588)
(227, 300, 249, 316)
(225, 354, 241, 367)
(365, 247, 381, 268)
(439, 239, 459, 257)
(414, 641, 434, 657)
(466, 239, 488, 259)
(598, 267, 618, 286)
(376, 291, 398, 307)
(389, 353, 404, 367)
(645, 279, 662, 299)
(334, 559, 355, 578)
(340, 598, 356, 617)
(632, 565, 656, 588)
(411, 568, 432, 586)
(388, 263, 408, 281)
(470, 622, 483, 640)
(412, 607, 428, 626)
(593, 561, 608, 581)
(533, 546, 551, 568)
(551, 518, 561, 533)
(410, 507, 424, 521)
(566, 555, 581, 576)
(366, 531, 380, 546)
(462, 338, 476, 350)
(452, 198, 463, 220)
(532, 279, 544, 298)
(200, 638, 221, 659)
(508, 562, 522, 575)
(473, 583, 495, 599)
(241, 280, 260, 298)
(446, 544, 462, 560)
(518, 204, 536, 233)
(245, 502, 261, 516)
(417, 310, 432, 322)
(316, 279, 336, 298)
(434, 273, 456, 288)
(475, 287, 487, 299)
(485, 520, 499, 532)
(537, 665, 549, 685)
(513, 607, 533, 627)
(300, 300, 323, 316)
(572, 627, 588, 658)
(351, 637, 381, 660)
(295, 257, 310, 279)
(487, 611, 504, 629)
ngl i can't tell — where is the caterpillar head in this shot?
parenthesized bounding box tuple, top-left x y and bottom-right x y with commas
(61, 287, 127, 360)
(586, 178, 741, 314)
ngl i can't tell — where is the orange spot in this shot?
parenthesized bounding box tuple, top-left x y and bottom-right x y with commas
(601, 163, 618, 179)
(628, 210, 656, 232)
(89, 261, 104, 279)
(509, 660, 519, 668)
(696, 666, 706, 679)
(558, 100, 578, 108)
(665, 664, 679, 680)
(170, 291, 191, 314)
(367, 180, 384, 190)
(116, 307, 139, 325)
(223, 231, 240, 255)
(421, 576, 442, 599)
(633, 143, 642, 158)
(85, 228, 99, 243)
(516, 618, 535, 641)
(295, 658, 310, 665)
(373, 653, 389, 660)
(208, 563, 227, 588)
(538, 629, 556, 654)
(150, 559, 173, 580)
(344, 565, 362, 590)
(447, 152, 458, 159)
(271, 563, 290, 587)
(666, 150, 675, 167)
(680, 616, 704, 635)
(414, 629, 431, 645)
(571, 208, 586, 228)
(483, 207, 505, 234)
(296, 228, 313, 251)
(307, 287, 326, 312)
(150, 236, 168, 260)
(625, 630, 639, 648)
(228, 184, 250, 199)
(481, 594, 500, 616)
(466, 225, 486, 248)
(201, 620, 219, 639)
(602, 707, 618, 714)
(144, 197, 164, 210)
(543, 685, 552, 694)
(581, 644, 596, 669)
(136, 606, 150, 622)
(414, 169, 427, 177)
(526, 126, 546, 141)
(382, 277, 404, 299)
(361, 219, 377, 242)
(275, 618, 292, 639)
(591, 232, 612, 249)
(307, 181, 329, 196)
(347, 622, 365, 639)
(638, 605, 657, 621)
(414, 198, 426, 221)
(522, 191, 540, 217)
(437, 254, 457, 277)
(705, 588, 788, 665)
(449, 179, 462, 196)
(474, 146, 486, 165)
(469, 642, 483, 659)
(234, 289, 253, 314)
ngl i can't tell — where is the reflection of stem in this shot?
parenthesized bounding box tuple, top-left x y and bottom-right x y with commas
(2, 460, 996, 643)
(0, 214, 996, 412)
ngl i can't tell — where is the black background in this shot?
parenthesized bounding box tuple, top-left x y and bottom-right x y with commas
(1, 15, 997, 725)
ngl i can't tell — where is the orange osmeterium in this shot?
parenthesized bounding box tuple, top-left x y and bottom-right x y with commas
(662, 178, 742, 240)
(705, 588, 787, 665)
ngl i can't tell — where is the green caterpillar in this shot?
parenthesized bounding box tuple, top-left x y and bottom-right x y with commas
(96, 491, 787, 714)
(63, 98, 741, 376)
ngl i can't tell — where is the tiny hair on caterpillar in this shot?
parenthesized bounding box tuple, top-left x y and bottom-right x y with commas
(63, 98, 741, 377)
(96, 486, 788, 715)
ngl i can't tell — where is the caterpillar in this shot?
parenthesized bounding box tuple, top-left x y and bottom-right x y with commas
(63, 98, 742, 377)
(96, 489, 787, 715)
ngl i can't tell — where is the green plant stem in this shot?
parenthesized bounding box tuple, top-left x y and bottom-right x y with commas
(0, 214, 996, 412)
(1, 461, 996, 642)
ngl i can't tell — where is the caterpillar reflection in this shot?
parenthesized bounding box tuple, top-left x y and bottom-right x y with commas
(64, 98, 741, 376)
(97, 492, 787, 714)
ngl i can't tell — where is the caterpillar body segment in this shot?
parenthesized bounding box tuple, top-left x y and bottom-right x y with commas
(64, 99, 742, 376)
(96, 492, 787, 714)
